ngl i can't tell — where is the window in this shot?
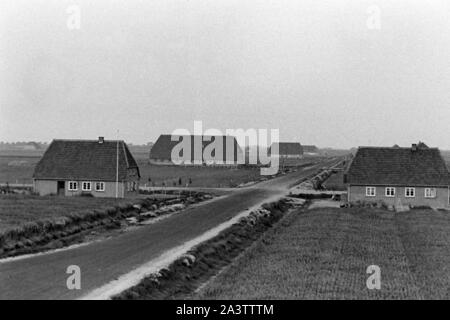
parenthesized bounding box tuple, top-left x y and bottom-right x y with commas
(366, 187, 376, 197)
(95, 182, 105, 192)
(425, 188, 437, 198)
(385, 187, 396, 197)
(82, 182, 91, 191)
(126, 181, 137, 192)
(68, 181, 78, 191)
(405, 188, 415, 198)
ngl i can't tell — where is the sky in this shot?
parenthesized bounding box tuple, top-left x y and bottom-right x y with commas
(1, 0, 450, 149)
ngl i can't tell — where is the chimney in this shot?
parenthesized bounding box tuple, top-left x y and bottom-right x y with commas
(98, 136, 104, 144)
(411, 143, 417, 151)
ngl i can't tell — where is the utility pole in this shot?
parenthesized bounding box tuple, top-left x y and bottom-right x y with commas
(116, 130, 119, 198)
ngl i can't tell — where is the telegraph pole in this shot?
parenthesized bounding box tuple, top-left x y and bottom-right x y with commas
(116, 130, 119, 198)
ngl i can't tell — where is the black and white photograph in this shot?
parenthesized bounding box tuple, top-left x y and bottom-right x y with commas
(1, 0, 450, 306)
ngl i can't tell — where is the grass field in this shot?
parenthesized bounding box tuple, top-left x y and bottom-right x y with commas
(0, 150, 293, 188)
(0, 194, 133, 233)
(196, 207, 450, 299)
(0, 155, 267, 188)
(114, 152, 315, 188)
(0, 155, 41, 184)
(137, 161, 264, 188)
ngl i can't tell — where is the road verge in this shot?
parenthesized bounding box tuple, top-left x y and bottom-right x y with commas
(0, 192, 212, 259)
(111, 197, 305, 300)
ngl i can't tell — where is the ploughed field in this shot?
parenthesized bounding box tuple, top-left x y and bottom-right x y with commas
(196, 207, 450, 299)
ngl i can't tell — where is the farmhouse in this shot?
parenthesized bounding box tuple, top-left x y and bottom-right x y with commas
(345, 143, 450, 209)
(269, 142, 303, 158)
(149, 134, 243, 166)
(33, 137, 140, 198)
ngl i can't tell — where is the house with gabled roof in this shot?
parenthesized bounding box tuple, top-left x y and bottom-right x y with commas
(269, 142, 303, 158)
(149, 134, 243, 166)
(33, 137, 140, 198)
(345, 143, 450, 209)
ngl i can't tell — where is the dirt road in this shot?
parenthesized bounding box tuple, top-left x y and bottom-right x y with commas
(0, 159, 338, 299)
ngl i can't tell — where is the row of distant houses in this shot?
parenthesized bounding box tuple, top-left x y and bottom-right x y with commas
(148, 135, 307, 165)
(31, 136, 450, 209)
(32, 135, 310, 198)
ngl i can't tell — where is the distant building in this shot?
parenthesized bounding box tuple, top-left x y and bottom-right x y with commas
(33, 137, 140, 198)
(22, 142, 40, 150)
(269, 142, 303, 158)
(345, 143, 450, 209)
(149, 134, 243, 166)
(302, 145, 319, 155)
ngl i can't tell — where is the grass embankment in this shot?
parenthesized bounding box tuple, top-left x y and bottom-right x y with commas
(0, 192, 208, 258)
(113, 199, 298, 300)
(0, 195, 132, 233)
(195, 207, 450, 299)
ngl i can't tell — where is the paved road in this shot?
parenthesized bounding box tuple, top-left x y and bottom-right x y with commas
(0, 159, 338, 300)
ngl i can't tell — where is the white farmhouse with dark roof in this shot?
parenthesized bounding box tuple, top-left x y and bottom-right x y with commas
(345, 143, 450, 209)
(33, 137, 140, 198)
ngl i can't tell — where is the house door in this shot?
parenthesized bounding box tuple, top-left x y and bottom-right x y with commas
(57, 181, 65, 196)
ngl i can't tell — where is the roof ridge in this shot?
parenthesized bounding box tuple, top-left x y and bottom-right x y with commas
(159, 134, 239, 138)
(53, 139, 125, 143)
(358, 146, 440, 150)
(272, 141, 303, 146)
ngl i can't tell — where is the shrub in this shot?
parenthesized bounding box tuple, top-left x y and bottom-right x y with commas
(79, 193, 94, 197)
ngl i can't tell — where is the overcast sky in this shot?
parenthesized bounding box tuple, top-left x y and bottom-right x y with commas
(1, 0, 450, 148)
